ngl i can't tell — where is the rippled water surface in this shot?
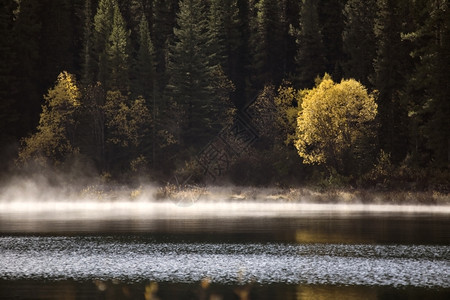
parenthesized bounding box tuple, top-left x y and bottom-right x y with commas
(1, 201, 449, 299)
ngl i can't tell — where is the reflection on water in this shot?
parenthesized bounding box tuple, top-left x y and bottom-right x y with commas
(1, 280, 449, 300)
(0, 201, 449, 299)
(0, 237, 449, 286)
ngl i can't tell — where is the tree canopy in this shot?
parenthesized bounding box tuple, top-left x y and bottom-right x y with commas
(295, 75, 377, 174)
(1, 0, 448, 186)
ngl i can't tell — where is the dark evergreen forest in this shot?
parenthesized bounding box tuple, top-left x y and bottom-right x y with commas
(0, 0, 449, 189)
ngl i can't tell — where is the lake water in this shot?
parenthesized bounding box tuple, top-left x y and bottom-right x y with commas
(0, 201, 449, 299)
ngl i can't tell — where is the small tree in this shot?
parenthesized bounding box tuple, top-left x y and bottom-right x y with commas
(295, 74, 377, 175)
(103, 90, 151, 172)
(18, 71, 81, 165)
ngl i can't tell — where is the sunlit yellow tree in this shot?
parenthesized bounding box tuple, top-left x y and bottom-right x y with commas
(18, 71, 80, 165)
(295, 74, 377, 174)
(274, 81, 305, 145)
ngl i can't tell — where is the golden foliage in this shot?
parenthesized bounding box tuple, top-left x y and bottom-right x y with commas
(18, 71, 81, 165)
(274, 81, 305, 145)
(104, 91, 151, 148)
(295, 74, 377, 167)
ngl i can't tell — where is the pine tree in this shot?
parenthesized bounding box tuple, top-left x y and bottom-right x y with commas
(167, 0, 234, 150)
(373, 0, 411, 162)
(105, 4, 130, 93)
(318, 0, 345, 80)
(133, 14, 155, 99)
(407, 0, 450, 167)
(81, 0, 95, 86)
(295, 0, 326, 88)
(251, 0, 284, 87)
(152, 0, 178, 93)
(38, 0, 75, 91)
(280, 0, 300, 77)
(93, 0, 117, 84)
(167, 0, 213, 148)
(0, 0, 19, 155)
(342, 0, 377, 88)
(13, 0, 43, 136)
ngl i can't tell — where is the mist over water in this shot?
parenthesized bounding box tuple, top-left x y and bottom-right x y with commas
(1, 175, 449, 299)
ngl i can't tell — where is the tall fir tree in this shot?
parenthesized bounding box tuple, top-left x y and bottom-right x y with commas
(93, 0, 117, 85)
(232, 0, 251, 107)
(152, 0, 178, 94)
(208, 0, 240, 70)
(133, 14, 155, 99)
(373, 0, 411, 163)
(81, 0, 95, 86)
(407, 0, 450, 167)
(105, 4, 130, 93)
(280, 0, 300, 78)
(167, 0, 234, 151)
(167, 0, 213, 148)
(13, 0, 42, 136)
(318, 0, 345, 80)
(251, 0, 284, 87)
(38, 0, 75, 92)
(295, 0, 325, 88)
(0, 0, 19, 153)
(342, 0, 377, 88)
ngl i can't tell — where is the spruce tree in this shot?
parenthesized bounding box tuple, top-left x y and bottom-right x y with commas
(105, 4, 130, 93)
(167, 0, 234, 151)
(133, 14, 155, 99)
(208, 0, 240, 71)
(318, 0, 345, 80)
(342, 0, 377, 88)
(373, 0, 410, 162)
(152, 0, 178, 93)
(251, 0, 284, 86)
(81, 0, 95, 86)
(39, 0, 74, 90)
(407, 0, 450, 167)
(0, 0, 19, 149)
(13, 0, 42, 136)
(167, 0, 213, 148)
(295, 0, 325, 88)
(93, 0, 117, 85)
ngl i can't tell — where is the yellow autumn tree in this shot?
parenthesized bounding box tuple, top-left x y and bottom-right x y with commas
(274, 81, 305, 145)
(18, 71, 81, 165)
(295, 74, 377, 174)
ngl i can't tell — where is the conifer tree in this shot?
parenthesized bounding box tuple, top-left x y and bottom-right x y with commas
(0, 0, 19, 147)
(152, 0, 178, 92)
(318, 0, 345, 80)
(81, 0, 95, 86)
(167, 0, 213, 148)
(167, 0, 234, 150)
(373, 0, 410, 162)
(342, 0, 377, 88)
(133, 14, 155, 99)
(407, 0, 450, 167)
(39, 0, 74, 90)
(93, 0, 117, 84)
(13, 0, 42, 135)
(105, 4, 130, 93)
(280, 0, 300, 78)
(208, 0, 240, 71)
(295, 0, 325, 88)
(251, 0, 284, 86)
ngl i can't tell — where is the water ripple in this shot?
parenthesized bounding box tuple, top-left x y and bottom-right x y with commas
(0, 236, 449, 287)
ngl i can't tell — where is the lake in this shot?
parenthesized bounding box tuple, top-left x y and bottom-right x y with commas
(0, 200, 449, 299)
